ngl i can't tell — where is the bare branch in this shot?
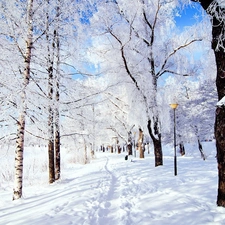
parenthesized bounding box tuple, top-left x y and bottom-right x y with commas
(25, 129, 48, 140)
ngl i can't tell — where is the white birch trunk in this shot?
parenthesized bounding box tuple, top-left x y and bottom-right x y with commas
(55, 53, 60, 180)
(47, 30, 55, 184)
(46, 0, 56, 183)
(54, 0, 61, 181)
(13, 0, 33, 200)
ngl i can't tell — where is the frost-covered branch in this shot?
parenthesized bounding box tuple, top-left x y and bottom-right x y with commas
(157, 39, 202, 78)
(107, 126, 127, 143)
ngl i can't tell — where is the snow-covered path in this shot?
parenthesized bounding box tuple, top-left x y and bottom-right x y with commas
(1, 148, 225, 225)
(1, 154, 140, 225)
(85, 156, 133, 225)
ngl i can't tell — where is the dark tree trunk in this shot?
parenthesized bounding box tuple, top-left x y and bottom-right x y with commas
(55, 129, 60, 180)
(215, 107, 225, 206)
(198, 139, 206, 160)
(118, 146, 121, 154)
(48, 65, 55, 183)
(147, 119, 163, 166)
(127, 144, 132, 155)
(48, 137, 55, 183)
(192, 0, 225, 206)
(179, 142, 185, 156)
(127, 131, 133, 155)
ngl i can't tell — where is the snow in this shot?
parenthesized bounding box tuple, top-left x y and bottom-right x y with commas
(1, 142, 225, 225)
(217, 96, 225, 107)
(217, 0, 225, 8)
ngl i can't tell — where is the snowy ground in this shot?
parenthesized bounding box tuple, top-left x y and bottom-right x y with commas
(1, 141, 225, 225)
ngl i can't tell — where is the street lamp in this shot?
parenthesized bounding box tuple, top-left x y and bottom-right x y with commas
(170, 103, 178, 176)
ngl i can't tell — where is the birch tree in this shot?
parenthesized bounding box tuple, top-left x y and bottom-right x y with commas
(39, 0, 89, 182)
(55, 10, 61, 180)
(12, 0, 34, 200)
(45, 0, 55, 183)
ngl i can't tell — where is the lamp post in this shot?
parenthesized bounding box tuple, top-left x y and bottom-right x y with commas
(170, 103, 178, 176)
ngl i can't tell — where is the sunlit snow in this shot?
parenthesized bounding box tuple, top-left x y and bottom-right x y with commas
(218, 0, 225, 8)
(217, 96, 225, 106)
(1, 141, 225, 225)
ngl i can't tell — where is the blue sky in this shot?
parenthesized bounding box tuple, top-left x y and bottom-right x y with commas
(175, 3, 204, 29)
(157, 3, 206, 86)
(73, 2, 205, 81)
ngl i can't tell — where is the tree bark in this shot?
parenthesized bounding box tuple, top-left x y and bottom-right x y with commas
(47, 64, 55, 183)
(127, 131, 133, 155)
(118, 146, 121, 154)
(138, 128, 144, 158)
(198, 139, 206, 160)
(215, 107, 225, 206)
(13, 0, 33, 200)
(179, 141, 185, 156)
(46, 0, 55, 184)
(55, 126, 60, 180)
(54, 6, 61, 180)
(147, 119, 163, 166)
(192, 0, 225, 206)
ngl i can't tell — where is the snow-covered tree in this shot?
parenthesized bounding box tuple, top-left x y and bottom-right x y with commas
(192, 0, 225, 207)
(0, 0, 35, 201)
(88, 0, 206, 166)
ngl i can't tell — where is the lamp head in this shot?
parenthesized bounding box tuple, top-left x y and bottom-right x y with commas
(170, 103, 178, 109)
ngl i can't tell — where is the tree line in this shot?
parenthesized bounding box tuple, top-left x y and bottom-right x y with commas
(0, 0, 223, 206)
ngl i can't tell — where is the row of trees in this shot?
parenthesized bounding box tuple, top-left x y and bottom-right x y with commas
(89, 0, 225, 206)
(0, 0, 220, 205)
(87, 0, 214, 166)
(0, 0, 98, 200)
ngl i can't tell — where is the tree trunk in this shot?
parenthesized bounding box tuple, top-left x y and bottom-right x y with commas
(54, 10, 61, 180)
(147, 119, 163, 166)
(193, 0, 225, 206)
(127, 131, 133, 155)
(198, 139, 206, 160)
(13, 114, 26, 200)
(215, 107, 225, 206)
(84, 143, 88, 164)
(13, 0, 33, 200)
(138, 128, 144, 158)
(46, 1, 55, 183)
(48, 63, 55, 183)
(179, 141, 185, 156)
(48, 133, 55, 183)
(55, 127, 60, 180)
(118, 146, 121, 154)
